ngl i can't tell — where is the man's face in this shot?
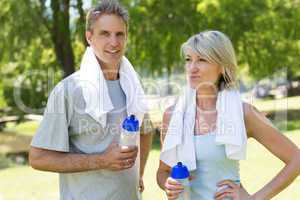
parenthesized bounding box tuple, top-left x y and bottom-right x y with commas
(86, 14, 127, 69)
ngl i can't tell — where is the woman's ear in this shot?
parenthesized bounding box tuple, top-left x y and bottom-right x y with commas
(220, 66, 225, 75)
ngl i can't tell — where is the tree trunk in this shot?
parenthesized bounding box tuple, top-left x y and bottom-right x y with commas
(50, 0, 75, 77)
(76, 0, 88, 47)
(167, 65, 172, 95)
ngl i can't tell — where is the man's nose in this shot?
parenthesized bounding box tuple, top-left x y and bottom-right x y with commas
(109, 35, 119, 46)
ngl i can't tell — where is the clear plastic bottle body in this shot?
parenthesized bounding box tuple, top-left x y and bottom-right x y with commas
(176, 178, 191, 200)
(119, 129, 138, 147)
(119, 115, 140, 199)
(171, 162, 191, 200)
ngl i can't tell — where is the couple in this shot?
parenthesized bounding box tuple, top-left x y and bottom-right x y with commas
(29, 0, 300, 200)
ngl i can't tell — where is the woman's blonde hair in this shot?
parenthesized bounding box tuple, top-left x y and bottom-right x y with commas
(181, 30, 238, 90)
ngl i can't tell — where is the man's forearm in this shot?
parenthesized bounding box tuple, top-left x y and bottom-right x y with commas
(29, 147, 107, 173)
(140, 133, 153, 177)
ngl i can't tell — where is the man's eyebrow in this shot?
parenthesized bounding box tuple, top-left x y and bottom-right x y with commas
(116, 31, 125, 35)
(99, 30, 109, 33)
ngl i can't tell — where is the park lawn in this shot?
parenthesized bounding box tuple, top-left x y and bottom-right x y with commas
(1, 95, 300, 199)
(253, 95, 300, 112)
(0, 131, 300, 200)
(4, 121, 39, 137)
(0, 95, 299, 138)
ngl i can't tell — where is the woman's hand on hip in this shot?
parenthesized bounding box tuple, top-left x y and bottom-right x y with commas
(214, 179, 252, 200)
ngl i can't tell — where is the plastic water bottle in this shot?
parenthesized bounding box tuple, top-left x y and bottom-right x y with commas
(171, 162, 191, 200)
(120, 114, 139, 147)
(120, 115, 141, 199)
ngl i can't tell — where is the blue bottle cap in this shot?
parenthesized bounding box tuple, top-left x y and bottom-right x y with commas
(171, 162, 190, 179)
(122, 115, 139, 132)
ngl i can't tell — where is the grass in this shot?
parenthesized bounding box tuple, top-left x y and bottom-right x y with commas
(0, 132, 299, 199)
(1, 95, 300, 199)
(2, 96, 300, 136)
(148, 95, 300, 126)
(4, 121, 39, 137)
(0, 166, 58, 200)
(253, 96, 300, 112)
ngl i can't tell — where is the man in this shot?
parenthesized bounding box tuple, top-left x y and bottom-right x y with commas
(29, 1, 153, 199)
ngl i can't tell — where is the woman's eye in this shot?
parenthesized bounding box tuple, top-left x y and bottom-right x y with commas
(185, 58, 191, 62)
(199, 58, 207, 62)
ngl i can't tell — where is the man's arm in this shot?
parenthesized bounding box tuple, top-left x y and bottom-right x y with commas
(139, 113, 154, 178)
(29, 143, 138, 173)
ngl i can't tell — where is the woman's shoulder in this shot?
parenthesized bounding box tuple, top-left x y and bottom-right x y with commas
(160, 104, 176, 142)
(163, 105, 175, 122)
(242, 101, 262, 120)
(242, 101, 266, 137)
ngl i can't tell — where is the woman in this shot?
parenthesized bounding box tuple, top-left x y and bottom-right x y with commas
(156, 30, 300, 200)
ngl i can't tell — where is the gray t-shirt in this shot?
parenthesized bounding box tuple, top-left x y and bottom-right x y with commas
(31, 72, 139, 200)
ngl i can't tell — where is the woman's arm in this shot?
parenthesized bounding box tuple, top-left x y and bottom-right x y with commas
(157, 161, 172, 190)
(157, 106, 173, 189)
(156, 106, 185, 200)
(243, 103, 300, 200)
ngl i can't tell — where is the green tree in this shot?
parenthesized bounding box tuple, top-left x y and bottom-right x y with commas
(1, 0, 299, 117)
(126, 0, 300, 80)
(0, 0, 86, 115)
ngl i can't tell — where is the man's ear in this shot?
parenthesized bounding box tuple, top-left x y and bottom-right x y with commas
(85, 31, 92, 45)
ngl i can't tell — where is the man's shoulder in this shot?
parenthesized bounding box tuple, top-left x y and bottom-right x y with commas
(61, 71, 81, 85)
(50, 71, 81, 98)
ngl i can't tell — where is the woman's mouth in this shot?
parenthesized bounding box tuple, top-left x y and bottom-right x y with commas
(190, 75, 201, 79)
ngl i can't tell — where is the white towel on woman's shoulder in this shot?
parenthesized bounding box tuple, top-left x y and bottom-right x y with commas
(160, 87, 247, 171)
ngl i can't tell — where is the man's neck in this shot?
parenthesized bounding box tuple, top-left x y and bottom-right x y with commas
(97, 58, 120, 80)
(102, 68, 119, 80)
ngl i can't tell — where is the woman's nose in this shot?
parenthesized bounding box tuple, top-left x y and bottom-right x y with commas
(188, 62, 199, 71)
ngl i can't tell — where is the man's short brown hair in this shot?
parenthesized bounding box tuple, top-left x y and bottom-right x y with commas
(86, 0, 129, 32)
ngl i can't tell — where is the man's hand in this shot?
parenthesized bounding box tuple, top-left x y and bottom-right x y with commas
(101, 143, 138, 171)
(139, 177, 145, 192)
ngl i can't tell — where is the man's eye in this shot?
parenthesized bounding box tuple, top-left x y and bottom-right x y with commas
(116, 32, 125, 37)
(100, 32, 109, 36)
(185, 58, 191, 62)
(199, 58, 207, 62)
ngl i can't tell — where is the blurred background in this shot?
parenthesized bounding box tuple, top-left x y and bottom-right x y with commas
(0, 0, 299, 199)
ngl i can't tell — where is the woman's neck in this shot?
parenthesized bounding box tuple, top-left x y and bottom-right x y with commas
(196, 86, 218, 111)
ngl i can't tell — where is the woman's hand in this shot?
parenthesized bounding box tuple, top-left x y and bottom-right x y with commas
(164, 177, 184, 200)
(214, 180, 252, 200)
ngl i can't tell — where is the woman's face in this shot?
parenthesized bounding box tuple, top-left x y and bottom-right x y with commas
(184, 47, 222, 90)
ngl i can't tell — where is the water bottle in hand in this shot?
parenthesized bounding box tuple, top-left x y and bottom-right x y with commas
(120, 114, 139, 147)
(171, 162, 191, 200)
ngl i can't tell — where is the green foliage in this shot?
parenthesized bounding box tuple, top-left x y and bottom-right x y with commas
(0, 0, 80, 115)
(126, 0, 299, 79)
(126, 0, 203, 75)
(0, 0, 299, 115)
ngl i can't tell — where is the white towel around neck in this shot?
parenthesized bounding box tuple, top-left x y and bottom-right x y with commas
(160, 87, 247, 171)
(79, 46, 148, 127)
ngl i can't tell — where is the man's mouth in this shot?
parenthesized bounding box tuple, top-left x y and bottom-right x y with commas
(105, 50, 120, 55)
